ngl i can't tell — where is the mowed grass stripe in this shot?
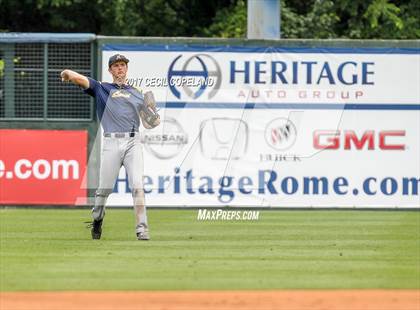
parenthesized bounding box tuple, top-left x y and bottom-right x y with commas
(0, 209, 419, 291)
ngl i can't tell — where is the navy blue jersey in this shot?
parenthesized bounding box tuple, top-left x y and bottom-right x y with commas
(84, 77, 145, 133)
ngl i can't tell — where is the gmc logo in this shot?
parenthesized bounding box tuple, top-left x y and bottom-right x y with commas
(313, 130, 405, 150)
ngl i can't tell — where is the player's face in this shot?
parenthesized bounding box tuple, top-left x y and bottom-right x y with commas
(109, 61, 128, 82)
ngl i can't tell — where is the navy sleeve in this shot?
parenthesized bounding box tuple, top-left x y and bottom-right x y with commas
(83, 77, 101, 97)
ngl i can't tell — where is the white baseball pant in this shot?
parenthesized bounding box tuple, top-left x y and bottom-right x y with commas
(92, 133, 148, 233)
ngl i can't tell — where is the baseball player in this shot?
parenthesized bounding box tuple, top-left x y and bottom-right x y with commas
(60, 54, 160, 240)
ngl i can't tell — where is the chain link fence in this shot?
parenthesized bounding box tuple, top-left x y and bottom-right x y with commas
(0, 34, 95, 121)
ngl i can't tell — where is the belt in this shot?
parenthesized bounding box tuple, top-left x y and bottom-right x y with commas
(103, 132, 137, 138)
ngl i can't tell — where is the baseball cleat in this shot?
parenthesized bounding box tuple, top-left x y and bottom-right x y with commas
(89, 219, 103, 240)
(136, 230, 150, 240)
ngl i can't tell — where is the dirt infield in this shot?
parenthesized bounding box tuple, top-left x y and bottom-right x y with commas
(1, 290, 419, 310)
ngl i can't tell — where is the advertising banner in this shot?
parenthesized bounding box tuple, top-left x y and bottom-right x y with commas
(101, 45, 420, 207)
(0, 130, 88, 205)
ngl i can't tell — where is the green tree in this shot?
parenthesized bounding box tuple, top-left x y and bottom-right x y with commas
(0, 0, 418, 39)
(0, 59, 4, 78)
(203, 0, 419, 39)
(334, 0, 407, 38)
(202, 0, 246, 38)
(282, 0, 339, 38)
(0, 0, 235, 36)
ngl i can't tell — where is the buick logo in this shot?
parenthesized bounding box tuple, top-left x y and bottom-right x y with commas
(265, 118, 297, 151)
(168, 54, 221, 100)
(140, 117, 188, 159)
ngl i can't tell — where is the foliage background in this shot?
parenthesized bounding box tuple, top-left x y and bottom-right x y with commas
(0, 0, 418, 39)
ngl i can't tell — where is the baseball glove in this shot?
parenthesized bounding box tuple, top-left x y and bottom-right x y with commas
(140, 91, 160, 128)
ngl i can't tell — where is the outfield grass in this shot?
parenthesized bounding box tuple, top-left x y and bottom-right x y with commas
(0, 208, 419, 291)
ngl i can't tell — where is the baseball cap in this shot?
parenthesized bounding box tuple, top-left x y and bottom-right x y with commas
(108, 54, 129, 67)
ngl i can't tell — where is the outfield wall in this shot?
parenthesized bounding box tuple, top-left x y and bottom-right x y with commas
(0, 129, 87, 204)
(99, 42, 419, 207)
(1, 36, 419, 207)
(0, 33, 98, 205)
